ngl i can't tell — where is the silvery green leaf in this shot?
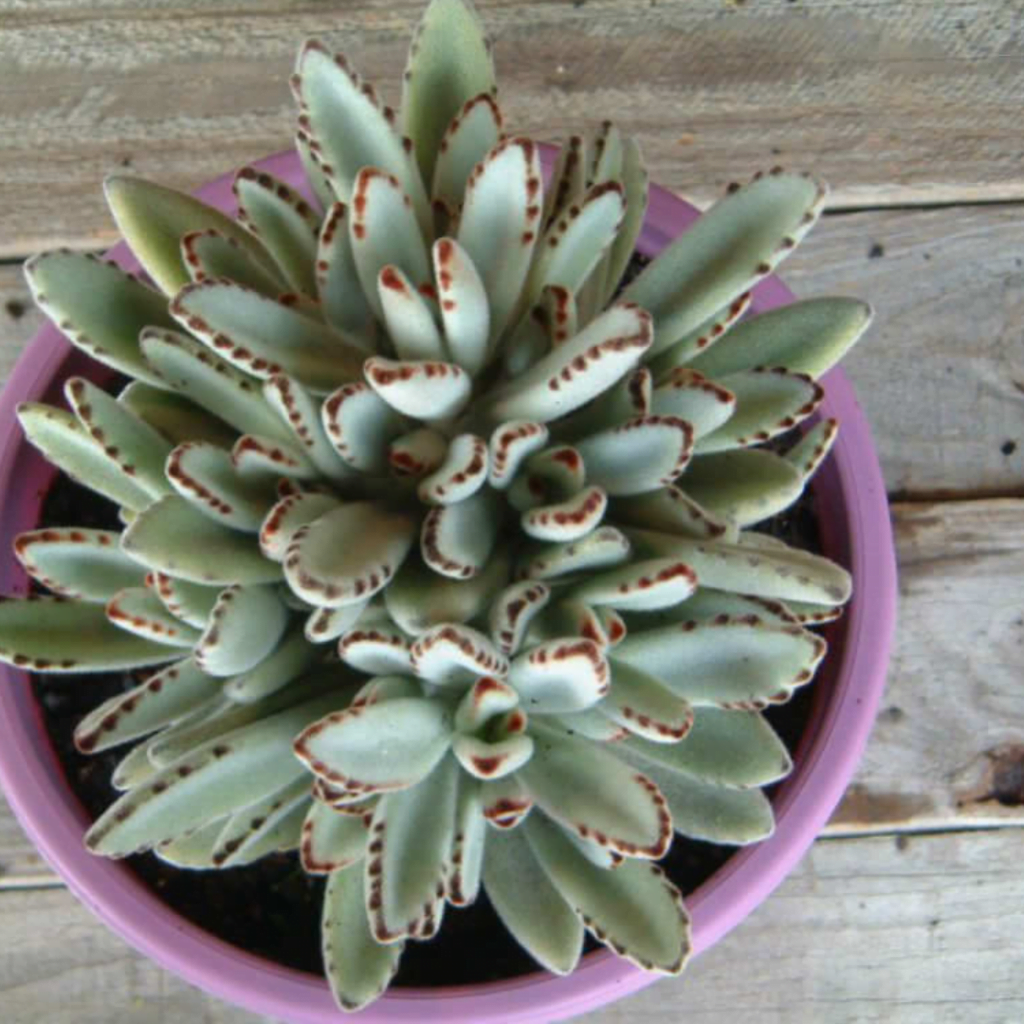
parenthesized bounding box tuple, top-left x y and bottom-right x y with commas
(453, 676, 519, 733)
(118, 381, 238, 449)
(483, 824, 582, 975)
(525, 599, 609, 648)
(315, 203, 376, 346)
(295, 123, 335, 209)
(570, 558, 698, 613)
(418, 433, 488, 505)
(779, 597, 844, 625)
(228, 798, 307, 862)
(457, 137, 542, 341)
(595, 606, 627, 647)
(577, 415, 693, 496)
(525, 813, 690, 973)
(562, 824, 624, 871)
(542, 135, 586, 232)
(86, 690, 340, 856)
(540, 284, 578, 350)
(122, 495, 283, 585)
(350, 168, 432, 322)
(687, 297, 873, 380)
(112, 740, 161, 791)
(154, 819, 226, 869)
(640, 762, 774, 845)
(322, 862, 404, 1013)
(502, 306, 548, 378)
(612, 616, 825, 708)
(223, 624, 323, 703)
(300, 800, 369, 875)
(180, 228, 285, 296)
(785, 417, 839, 483)
(18, 403, 153, 512)
(295, 40, 431, 232)
(430, 92, 503, 211)
(365, 754, 459, 943)
(212, 775, 312, 867)
(386, 550, 509, 636)
(304, 599, 371, 644)
(487, 421, 549, 489)
(649, 369, 736, 438)
(608, 486, 731, 541)
(599, 660, 693, 743)
(452, 732, 534, 779)
(365, 357, 472, 422)
(488, 580, 551, 656)
(523, 182, 624, 307)
(194, 584, 288, 676)
(623, 171, 825, 352)
(165, 441, 276, 532)
(339, 625, 414, 676)
(322, 381, 406, 473)
(388, 427, 448, 477)
(233, 167, 320, 296)
(282, 501, 418, 607)
(74, 658, 219, 753)
(294, 697, 453, 795)
(552, 366, 651, 442)
(520, 722, 672, 859)
(520, 485, 607, 543)
(544, 707, 627, 743)
(106, 587, 201, 648)
(696, 369, 823, 453)
(480, 774, 533, 829)
(14, 527, 146, 602)
(622, 586, 798, 630)
(619, 707, 791, 788)
(517, 525, 630, 581)
(104, 175, 280, 294)
(599, 137, 649, 305)
(403, 0, 496, 184)
(683, 447, 805, 526)
(516, 445, 586, 507)
(351, 675, 423, 710)
(433, 237, 491, 376)
(421, 486, 503, 579)
(258, 492, 342, 562)
(485, 304, 652, 424)
(377, 264, 447, 362)
(64, 378, 173, 500)
(588, 120, 623, 185)
(231, 434, 318, 480)
(149, 573, 220, 628)
(446, 775, 486, 905)
(140, 327, 294, 443)
(509, 638, 609, 713)
(24, 251, 174, 386)
(169, 279, 363, 392)
(410, 623, 509, 685)
(647, 293, 751, 382)
(623, 528, 851, 604)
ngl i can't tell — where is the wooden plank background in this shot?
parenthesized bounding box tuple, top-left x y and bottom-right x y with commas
(1, 0, 1024, 1021)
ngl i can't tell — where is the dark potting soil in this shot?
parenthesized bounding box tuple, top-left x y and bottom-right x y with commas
(28, 256, 825, 987)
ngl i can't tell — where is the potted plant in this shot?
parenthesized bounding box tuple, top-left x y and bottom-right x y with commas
(0, 0, 896, 1019)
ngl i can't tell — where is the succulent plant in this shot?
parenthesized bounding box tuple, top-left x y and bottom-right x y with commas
(0, 0, 872, 1012)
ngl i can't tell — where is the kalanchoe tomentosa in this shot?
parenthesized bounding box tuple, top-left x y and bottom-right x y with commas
(0, 0, 872, 1012)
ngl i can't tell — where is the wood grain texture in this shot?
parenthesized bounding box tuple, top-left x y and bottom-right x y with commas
(3, 497, 1022, 885)
(1, 830, 1022, 1023)
(2, 0, 1024, 254)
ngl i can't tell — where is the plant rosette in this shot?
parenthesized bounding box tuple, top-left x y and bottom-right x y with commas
(0, 1, 896, 1021)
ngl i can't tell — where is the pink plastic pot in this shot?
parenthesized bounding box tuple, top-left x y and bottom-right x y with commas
(0, 150, 896, 1022)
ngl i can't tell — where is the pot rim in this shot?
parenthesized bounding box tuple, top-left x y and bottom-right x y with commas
(0, 149, 896, 1023)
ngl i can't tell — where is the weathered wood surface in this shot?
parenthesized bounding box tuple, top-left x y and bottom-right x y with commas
(4, 497, 1022, 884)
(3, 0, 1024, 254)
(5, 203, 1023, 498)
(1, 830, 1022, 1024)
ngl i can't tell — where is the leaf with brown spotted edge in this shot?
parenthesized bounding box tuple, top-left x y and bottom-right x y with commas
(452, 731, 534, 780)
(377, 264, 447, 363)
(365, 356, 472, 422)
(315, 202, 376, 347)
(433, 236, 491, 376)
(646, 293, 752, 383)
(118, 381, 238, 450)
(283, 501, 418, 608)
(304, 599, 371, 644)
(785, 417, 839, 484)
(525, 813, 690, 974)
(483, 824, 583, 975)
(86, 690, 341, 858)
(613, 616, 825, 709)
(618, 707, 791, 789)
(542, 136, 586, 235)
(15, 527, 146, 602)
(181, 228, 286, 297)
(445, 773, 486, 905)
(211, 774, 312, 868)
(608, 486, 732, 542)
(624, 171, 825, 353)
(323, 861, 405, 1013)
(596, 136, 649, 309)
(295, 697, 454, 796)
(486, 420, 549, 489)
(507, 444, 585, 513)
(388, 426, 448, 478)
(259, 492, 341, 563)
(576, 415, 693, 496)
(570, 558, 698, 613)
(153, 818, 226, 869)
(488, 579, 551, 656)
(421, 486, 503, 579)
(598, 660, 693, 744)
(194, 584, 290, 676)
(431, 92, 503, 215)
(24, 251, 176, 386)
(223, 623, 323, 703)
(551, 366, 651, 443)
(418, 433, 489, 506)
(649, 369, 736, 439)
(516, 525, 631, 582)
(123, 496, 283, 586)
(508, 638, 609, 714)
(520, 485, 608, 543)
(321, 381, 406, 474)
(106, 587, 202, 648)
(546, 706, 628, 743)
(409, 622, 509, 685)
(620, 586, 798, 631)
(519, 721, 672, 860)
(339, 625, 414, 677)
(301, 800, 370, 875)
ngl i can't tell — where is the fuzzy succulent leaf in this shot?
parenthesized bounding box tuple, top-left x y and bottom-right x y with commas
(683, 448, 805, 527)
(430, 94, 503, 212)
